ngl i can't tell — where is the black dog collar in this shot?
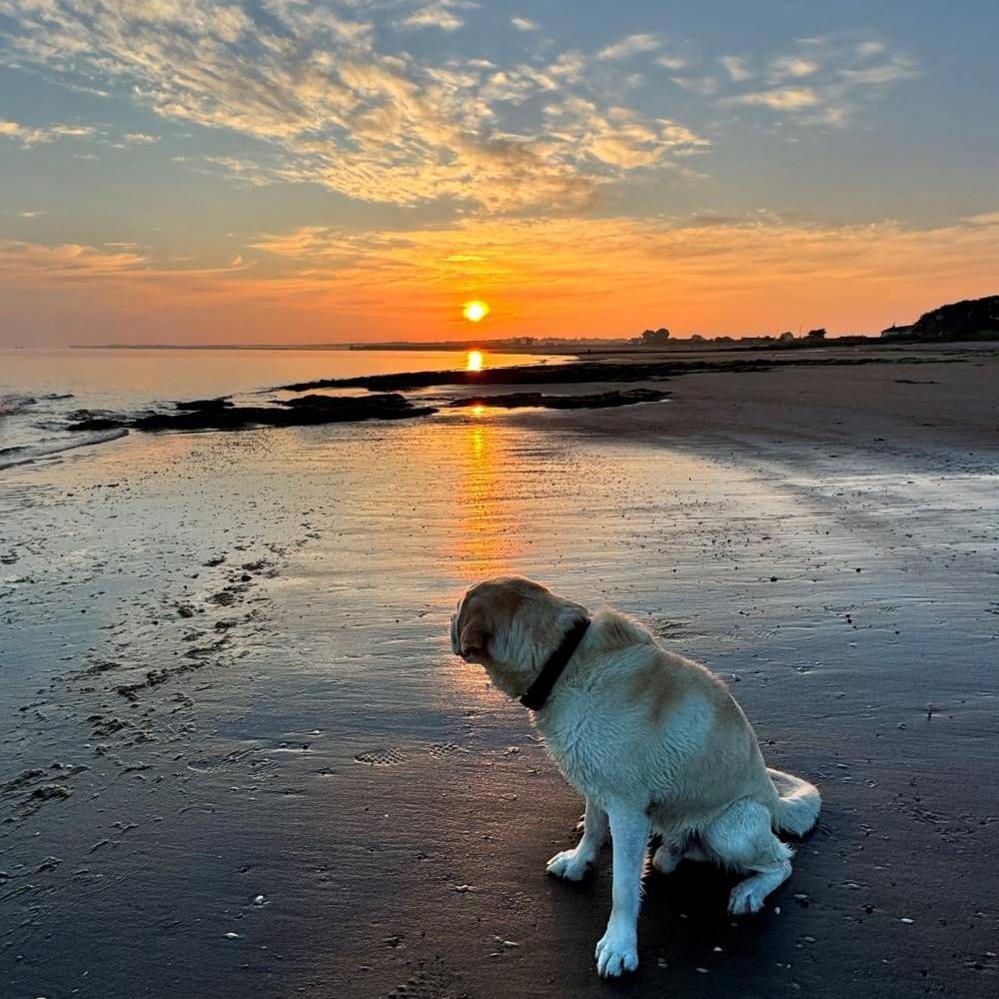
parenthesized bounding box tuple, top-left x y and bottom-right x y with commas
(520, 617, 591, 711)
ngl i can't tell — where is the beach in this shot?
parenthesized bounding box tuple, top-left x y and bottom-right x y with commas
(2, 345, 997, 999)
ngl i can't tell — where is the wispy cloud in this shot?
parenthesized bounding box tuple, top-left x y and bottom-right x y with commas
(720, 56, 752, 82)
(0, 240, 149, 280)
(839, 57, 919, 86)
(670, 76, 721, 97)
(719, 37, 918, 125)
(656, 55, 687, 71)
(856, 41, 887, 57)
(0, 119, 97, 147)
(511, 16, 537, 32)
(121, 132, 160, 146)
(770, 56, 820, 80)
(597, 34, 661, 61)
(0, 2, 707, 213)
(400, 3, 467, 32)
(728, 87, 819, 110)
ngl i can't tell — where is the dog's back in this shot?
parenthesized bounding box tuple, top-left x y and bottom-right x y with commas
(537, 606, 781, 837)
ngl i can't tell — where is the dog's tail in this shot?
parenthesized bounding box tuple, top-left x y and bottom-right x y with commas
(768, 768, 821, 836)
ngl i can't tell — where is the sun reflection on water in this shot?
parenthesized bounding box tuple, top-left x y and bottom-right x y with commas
(466, 350, 483, 372)
(450, 419, 516, 580)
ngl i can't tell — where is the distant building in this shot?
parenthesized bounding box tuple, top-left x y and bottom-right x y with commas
(880, 324, 914, 339)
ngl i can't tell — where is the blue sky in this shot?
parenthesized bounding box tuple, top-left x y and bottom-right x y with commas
(1, 1, 997, 343)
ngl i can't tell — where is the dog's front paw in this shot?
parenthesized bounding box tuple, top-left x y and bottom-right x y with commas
(728, 880, 768, 915)
(595, 928, 639, 978)
(546, 848, 592, 881)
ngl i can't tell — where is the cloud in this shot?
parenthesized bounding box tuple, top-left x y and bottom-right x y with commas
(511, 16, 537, 32)
(0, 240, 149, 280)
(264, 0, 373, 44)
(597, 34, 661, 61)
(857, 41, 887, 57)
(839, 57, 919, 86)
(719, 39, 918, 125)
(670, 76, 720, 97)
(543, 97, 710, 170)
(400, 4, 466, 32)
(965, 211, 999, 226)
(770, 56, 819, 80)
(656, 55, 687, 71)
(0, 119, 97, 147)
(727, 87, 819, 110)
(720, 56, 752, 82)
(0, 2, 707, 214)
(121, 132, 160, 146)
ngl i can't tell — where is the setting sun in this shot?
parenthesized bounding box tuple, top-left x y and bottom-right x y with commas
(467, 350, 483, 372)
(462, 300, 490, 323)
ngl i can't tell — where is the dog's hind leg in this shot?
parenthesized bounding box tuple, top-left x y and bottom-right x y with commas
(701, 799, 792, 915)
(651, 840, 684, 874)
(651, 838, 709, 874)
(547, 796, 608, 881)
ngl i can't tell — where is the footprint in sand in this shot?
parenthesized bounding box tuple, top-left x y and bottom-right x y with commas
(353, 747, 407, 766)
(386, 957, 469, 999)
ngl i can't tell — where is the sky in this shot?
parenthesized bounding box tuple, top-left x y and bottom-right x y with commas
(1, 0, 998, 345)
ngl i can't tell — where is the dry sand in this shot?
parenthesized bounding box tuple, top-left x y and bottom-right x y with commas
(1, 346, 997, 998)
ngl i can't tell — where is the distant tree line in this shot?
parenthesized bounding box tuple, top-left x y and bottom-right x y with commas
(634, 326, 827, 346)
(639, 328, 671, 344)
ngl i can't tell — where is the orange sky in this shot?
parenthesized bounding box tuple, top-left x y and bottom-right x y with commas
(1, 3, 998, 344)
(4, 214, 999, 343)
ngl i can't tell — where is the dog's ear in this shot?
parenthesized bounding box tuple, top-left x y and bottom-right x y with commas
(459, 617, 490, 659)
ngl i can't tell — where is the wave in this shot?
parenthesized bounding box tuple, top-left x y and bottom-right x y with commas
(0, 428, 129, 470)
(0, 393, 38, 415)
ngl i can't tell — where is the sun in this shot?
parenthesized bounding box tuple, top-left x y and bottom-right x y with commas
(462, 300, 489, 323)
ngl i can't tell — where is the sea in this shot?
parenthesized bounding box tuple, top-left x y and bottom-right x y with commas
(0, 346, 559, 469)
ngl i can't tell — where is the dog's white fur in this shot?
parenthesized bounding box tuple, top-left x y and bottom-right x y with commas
(450, 576, 820, 978)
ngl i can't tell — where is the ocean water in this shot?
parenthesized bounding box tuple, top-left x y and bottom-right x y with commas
(0, 346, 558, 468)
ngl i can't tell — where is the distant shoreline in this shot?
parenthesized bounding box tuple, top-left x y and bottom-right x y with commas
(65, 339, 858, 355)
(64, 342, 584, 354)
(60, 330, 999, 355)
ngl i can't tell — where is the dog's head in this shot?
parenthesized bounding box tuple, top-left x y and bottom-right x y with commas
(450, 576, 587, 698)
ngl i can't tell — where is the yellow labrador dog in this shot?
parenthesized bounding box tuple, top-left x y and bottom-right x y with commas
(450, 576, 820, 978)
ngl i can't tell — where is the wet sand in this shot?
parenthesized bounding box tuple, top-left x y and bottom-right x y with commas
(2, 348, 997, 998)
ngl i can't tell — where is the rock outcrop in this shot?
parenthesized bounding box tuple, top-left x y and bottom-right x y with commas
(882, 295, 999, 340)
